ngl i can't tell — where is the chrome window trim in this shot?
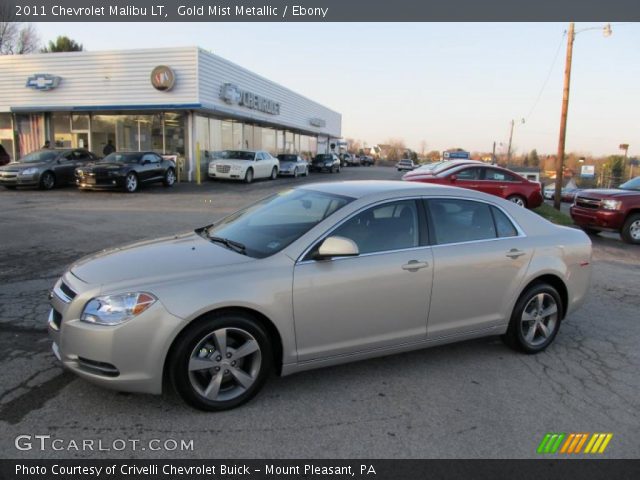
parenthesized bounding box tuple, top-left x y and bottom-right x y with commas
(295, 194, 527, 264)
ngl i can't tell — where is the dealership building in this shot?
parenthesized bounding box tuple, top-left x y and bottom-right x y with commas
(0, 47, 341, 180)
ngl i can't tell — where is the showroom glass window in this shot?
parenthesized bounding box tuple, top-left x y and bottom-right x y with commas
(330, 200, 420, 254)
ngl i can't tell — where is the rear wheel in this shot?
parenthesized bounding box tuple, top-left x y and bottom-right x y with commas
(621, 213, 640, 245)
(169, 313, 272, 411)
(507, 195, 527, 208)
(163, 168, 176, 187)
(124, 172, 138, 193)
(503, 283, 563, 353)
(244, 168, 254, 184)
(39, 171, 55, 190)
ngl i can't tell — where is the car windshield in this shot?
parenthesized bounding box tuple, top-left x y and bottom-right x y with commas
(278, 155, 297, 162)
(219, 150, 255, 161)
(619, 177, 640, 191)
(18, 150, 59, 163)
(202, 189, 353, 259)
(99, 153, 142, 164)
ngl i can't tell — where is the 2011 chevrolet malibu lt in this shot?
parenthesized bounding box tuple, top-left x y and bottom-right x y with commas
(48, 181, 592, 411)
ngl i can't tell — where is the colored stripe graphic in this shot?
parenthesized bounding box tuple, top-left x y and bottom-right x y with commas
(539, 433, 613, 454)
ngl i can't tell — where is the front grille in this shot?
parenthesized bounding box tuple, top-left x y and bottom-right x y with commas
(77, 357, 120, 377)
(60, 282, 76, 300)
(50, 309, 62, 330)
(216, 164, 231, 173)
(576, 196, 601, 210)
(0, 172, 17, 179)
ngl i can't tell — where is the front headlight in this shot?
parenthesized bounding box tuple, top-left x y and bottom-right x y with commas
(21, 168, 39, 175)
(601, 199, 622, 211)
(81, 292, 157, 326)
(230, 165, 243, 172)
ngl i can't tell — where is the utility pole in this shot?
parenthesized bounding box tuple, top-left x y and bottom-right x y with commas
(492, 141, 497, 165)
(506, 120, 515, 166)
(554, 22, 575, 210)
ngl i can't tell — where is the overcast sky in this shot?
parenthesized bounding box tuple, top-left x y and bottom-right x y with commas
(33, 22, 640, 157)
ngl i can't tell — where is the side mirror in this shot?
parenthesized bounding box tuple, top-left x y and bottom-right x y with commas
(315, 236, 359, 259)
(450, 174, 457, 182)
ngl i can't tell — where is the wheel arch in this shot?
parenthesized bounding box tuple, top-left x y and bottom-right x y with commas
(162, 306, 284, 390)
(518, 274, 568, 320)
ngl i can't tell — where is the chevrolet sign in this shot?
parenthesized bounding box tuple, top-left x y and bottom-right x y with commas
(26, 74, 61, 91)
(220, 83, 280, 115)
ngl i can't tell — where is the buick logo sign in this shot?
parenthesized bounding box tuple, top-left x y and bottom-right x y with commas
(220, 82, 280, 115)
(25, 74, 61, 91)
(150, 66, 176, 91)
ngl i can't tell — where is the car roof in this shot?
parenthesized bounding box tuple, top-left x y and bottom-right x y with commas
(301, 180, 455, 199)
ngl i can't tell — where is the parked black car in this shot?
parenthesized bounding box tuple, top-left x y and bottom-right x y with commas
(311, 153, 341, 173)
(0, 148, 98, 190)
(359, 155, 374, 166)
(76, 152, 177, 193)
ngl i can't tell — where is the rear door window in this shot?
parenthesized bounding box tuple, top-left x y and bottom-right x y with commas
(427, 199, 497, 245)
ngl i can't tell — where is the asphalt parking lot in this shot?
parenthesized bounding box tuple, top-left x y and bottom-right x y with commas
(0, 166, 638, 459)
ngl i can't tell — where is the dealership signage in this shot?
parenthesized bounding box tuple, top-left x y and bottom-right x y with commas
(150, 66, 176, 91)
(25, 74, 61, 91)
(581, 165, 595, 178)
(310, 117, 326, 127)
(219, 83, 280, 115)
(443, 150, 470, 159)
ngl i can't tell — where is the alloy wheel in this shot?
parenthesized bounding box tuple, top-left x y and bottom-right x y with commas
(188, 327, 262, 402)
(125, 173, 138, 192)
(165, 169, 176, 186)
(520, 293, 558, 347)
(630, 220, 640, 240)
(509, 196, 526, 207)
(41, 172, 55, 190)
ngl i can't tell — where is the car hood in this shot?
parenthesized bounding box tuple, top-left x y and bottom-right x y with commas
(312, 158, 332, 164)
(70, 232, 252, 286)
(79, 162, 126, 172)
(0, 161, 50, 171)
(577, 189, 640, 199)
(211, 159, 253, 167)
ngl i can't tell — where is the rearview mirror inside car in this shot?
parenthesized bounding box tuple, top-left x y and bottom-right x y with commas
(315, 236, 359, 259)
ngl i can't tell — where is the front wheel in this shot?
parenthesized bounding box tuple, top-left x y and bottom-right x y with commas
(163, 168, 176, 187)
(270, 167, 278, 180)
(244, 168, 254, 184)
(507, 195, 527, 208)
(124, 172, 138, 193)
(169, 313, 272, 411)
(503, 283, 563, 354)
(39, 171, 55, 190)
(621, 213, 640, 244)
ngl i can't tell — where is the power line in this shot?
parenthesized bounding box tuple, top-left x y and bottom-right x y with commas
(524, 30, 567, 122)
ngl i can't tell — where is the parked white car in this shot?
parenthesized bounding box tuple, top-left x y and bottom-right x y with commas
(208, 150, 279, 183)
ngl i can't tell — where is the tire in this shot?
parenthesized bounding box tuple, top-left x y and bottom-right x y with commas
(124, 172, 138, 193)
(337, 165, 341, 173)
(169, 312, 273, 411)
(270, 167, 278, 180)
(163, 168, 176, 187)
(244, 168, 254, 184)
(293, 168, 299, 179)
(39, 171, 55, 190)
(502, 283, 563, 354)
(580, 226, 601, 236)
(304, 166, 309, 177)
(507, 195, 527, 208)
(621, 213, 640, 245)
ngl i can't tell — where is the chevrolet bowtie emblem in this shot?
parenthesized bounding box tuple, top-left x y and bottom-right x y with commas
(26, 74, 61, 91)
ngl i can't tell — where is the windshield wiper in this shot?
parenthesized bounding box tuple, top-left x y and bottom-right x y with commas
(208, 235, 247, 255)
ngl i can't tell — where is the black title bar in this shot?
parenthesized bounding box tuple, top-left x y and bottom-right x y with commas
(1, 0, 639, 22)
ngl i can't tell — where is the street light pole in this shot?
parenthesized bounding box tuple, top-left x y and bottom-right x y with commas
(507, 120, 515, 165)
(554, 22, 575, 211)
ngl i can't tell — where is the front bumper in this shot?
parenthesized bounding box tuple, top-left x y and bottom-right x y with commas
(208, 169, 244, 180)
(49, 274, 184, 394)
(570, 205, 625, 231)
(0, 172, 39, 186)
(75, 175, 125, 189)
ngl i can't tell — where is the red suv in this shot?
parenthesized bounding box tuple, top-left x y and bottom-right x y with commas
(404, 163, 543, 208)
(570, 176, 640, 244)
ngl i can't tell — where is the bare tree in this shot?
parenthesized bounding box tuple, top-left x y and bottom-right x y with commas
(383, 138, 407, 162)
(0, 4, 39, 54)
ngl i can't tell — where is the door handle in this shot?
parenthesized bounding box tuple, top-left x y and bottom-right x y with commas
(402, 260, 429, 271)
(506, 249, 526, 259)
